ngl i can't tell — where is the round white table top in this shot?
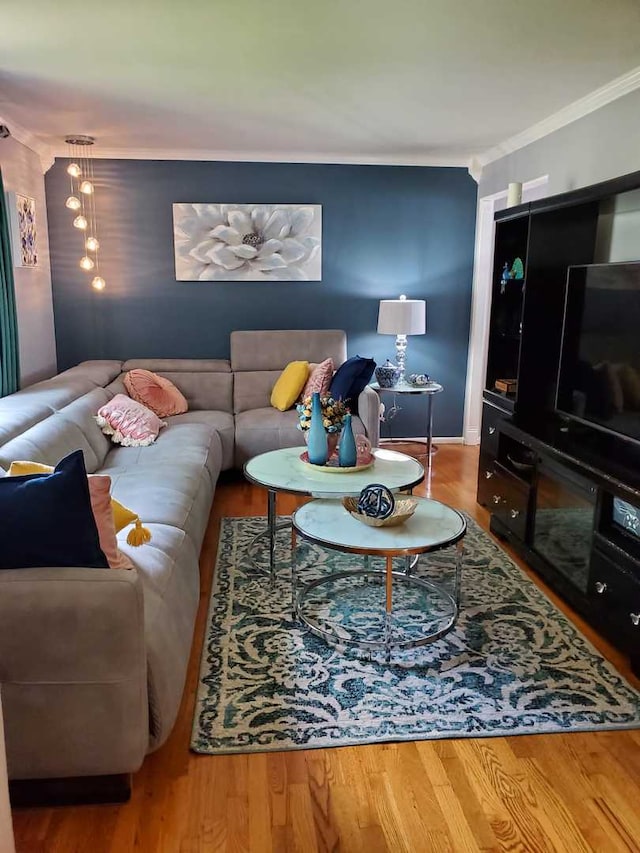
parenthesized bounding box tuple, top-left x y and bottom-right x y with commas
(370, 381, 443, 395)
(292, 497, 466, 556)
(244, 447, 424, 497)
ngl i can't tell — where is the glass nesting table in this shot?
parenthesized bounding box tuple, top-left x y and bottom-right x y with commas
(243, 446, 424, 585)
(291, 497, 466, 661)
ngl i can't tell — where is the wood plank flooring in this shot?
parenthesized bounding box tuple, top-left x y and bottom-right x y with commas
(11, 446, 640, 852)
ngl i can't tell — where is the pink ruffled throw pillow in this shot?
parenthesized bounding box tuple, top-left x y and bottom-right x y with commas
(300, 358, 334, 400)
(124, 369, 188, 418)
(95, 394, 165, 447)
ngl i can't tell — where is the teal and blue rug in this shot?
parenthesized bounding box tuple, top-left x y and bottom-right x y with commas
(191, 515, 640, 754)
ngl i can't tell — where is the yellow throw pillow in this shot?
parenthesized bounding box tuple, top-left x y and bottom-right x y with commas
(8, 460, 142, 535)
(270, 361, 310, 411)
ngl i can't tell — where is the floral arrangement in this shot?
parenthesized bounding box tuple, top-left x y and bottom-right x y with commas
(296, 395, 349, 434)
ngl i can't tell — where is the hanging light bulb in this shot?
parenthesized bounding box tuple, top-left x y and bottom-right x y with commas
(91, 276, 106, 291)
(65, 195, 81, 210)
(85, 236, 100, 252)
(73, 215, 88, 230)
(67, 162, 82, 178)
(79, 255, 95, 271)
(80, 180, 94, 195)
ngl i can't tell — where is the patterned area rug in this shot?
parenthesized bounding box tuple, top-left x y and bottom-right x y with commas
(191, 515, 640, 754)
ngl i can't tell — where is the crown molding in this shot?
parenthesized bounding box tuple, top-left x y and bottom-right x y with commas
(47, 144, 471, 169)
(0, 111, 55, 172)
(474, 65, 640, 169)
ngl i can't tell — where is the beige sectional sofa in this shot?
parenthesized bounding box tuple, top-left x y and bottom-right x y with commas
(0, 330, 378, 785)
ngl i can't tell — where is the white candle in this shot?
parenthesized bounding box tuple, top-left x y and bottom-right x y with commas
(507, 182, 523, 207)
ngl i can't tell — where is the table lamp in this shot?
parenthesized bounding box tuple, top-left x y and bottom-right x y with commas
(377, 294, 426, 384)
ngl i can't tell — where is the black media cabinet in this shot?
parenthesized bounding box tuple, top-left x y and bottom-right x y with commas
(478, 170, 640, 675)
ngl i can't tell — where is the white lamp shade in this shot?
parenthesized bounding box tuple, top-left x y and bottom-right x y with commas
(377, 297, 426, 335)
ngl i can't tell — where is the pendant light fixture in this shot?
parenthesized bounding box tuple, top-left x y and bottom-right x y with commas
(64, 135, 105, 291)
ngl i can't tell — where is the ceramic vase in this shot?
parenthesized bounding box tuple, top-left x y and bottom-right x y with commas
(338, 414, 357, 467)
(307, 392, 328, 465)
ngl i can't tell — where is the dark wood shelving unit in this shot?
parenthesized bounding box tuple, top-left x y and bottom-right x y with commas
(478, 169, 640, 675)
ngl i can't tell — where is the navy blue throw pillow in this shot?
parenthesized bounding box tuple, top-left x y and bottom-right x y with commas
(0, 450, 108, 570)
(330, 356, 376, 404)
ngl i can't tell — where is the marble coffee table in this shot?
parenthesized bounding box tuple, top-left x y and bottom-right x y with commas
(243, 446, 424, 584)
(291, 497, 466, 661)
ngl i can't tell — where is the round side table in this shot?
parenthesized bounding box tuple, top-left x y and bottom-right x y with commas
(370, 381, 443, 472)
(243, 447, 424, 585)
(291, 497, 466, 662)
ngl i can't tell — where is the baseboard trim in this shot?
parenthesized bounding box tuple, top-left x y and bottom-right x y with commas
(380, 436, 464, 445)
(9, 773, 132, 808)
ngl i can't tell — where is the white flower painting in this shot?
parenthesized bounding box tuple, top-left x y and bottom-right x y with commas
(173, 203, 322, 281)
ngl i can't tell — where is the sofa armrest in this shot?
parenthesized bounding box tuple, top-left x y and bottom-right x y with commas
(357, 385, 381, 448)
(0, 568, 148, 780)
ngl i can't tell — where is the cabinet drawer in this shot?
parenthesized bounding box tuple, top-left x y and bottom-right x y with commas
(480, 402, 508, 456)
(492, 463, 529, 541)
(477, 451, 498, 508)
(589, 549, 640, 646)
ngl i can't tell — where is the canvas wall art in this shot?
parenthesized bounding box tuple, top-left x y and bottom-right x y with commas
(7, 192, 38, 267)
(173, 203, 321, 281)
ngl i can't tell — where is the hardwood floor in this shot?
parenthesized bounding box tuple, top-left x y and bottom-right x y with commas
(11, 446, 640, 853)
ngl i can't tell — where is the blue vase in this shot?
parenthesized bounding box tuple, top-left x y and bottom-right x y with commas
(338, 414, 357, 467)
(307, 392, 328, 465)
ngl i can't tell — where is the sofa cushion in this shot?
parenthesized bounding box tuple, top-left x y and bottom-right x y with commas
(104, 464, 214, 552)
(6, 461, 134, 570)
(270, 361, 309, 411)
(234, 407, 365, 467)
(330, 356, 376, 404)
(301, 357, 334, 400)
(116, 523, 200, 746)
(122, 358, 231, 374)
(121, 360, 233, 413)
(56, 361, 124, 387)
(100, 420, 224, 486)
(124, 369, 189, 418)
(8, 459, 141, 535)
(233, 370, 280, 414)
(54, 387, 114, 468)
(96, 395, 166, 447)
(230, 329, 347, 372)
(164, 411, 234, 470)
(0, 377, 108, 449)
(0, 450, 108, 570)
(0, 414, 103, 474)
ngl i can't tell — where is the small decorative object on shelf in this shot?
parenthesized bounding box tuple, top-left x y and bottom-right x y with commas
(338, 413, 357, 467)
(356, 434, 372, 461)
(408, 373, 431, 387)
(494, 378, 517, 394)
(343, 495, 417, 528)
(374, 359, 401, 388)
(306, 392, 328, 466)
(500, 262, 510, 294)
(357, 483, 395, 520)
(510, 257, 524, 280)
(507, 181, 523, 207)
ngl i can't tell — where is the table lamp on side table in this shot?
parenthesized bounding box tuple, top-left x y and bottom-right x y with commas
(377, 295, 426, 384)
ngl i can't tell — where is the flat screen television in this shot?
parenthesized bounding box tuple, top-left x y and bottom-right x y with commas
(557, 261, 640, 445)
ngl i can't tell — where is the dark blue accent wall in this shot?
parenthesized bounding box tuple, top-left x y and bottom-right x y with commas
(45, 159, 476, 437)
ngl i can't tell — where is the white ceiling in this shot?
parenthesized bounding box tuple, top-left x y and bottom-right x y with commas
(1, 0, 640, 167)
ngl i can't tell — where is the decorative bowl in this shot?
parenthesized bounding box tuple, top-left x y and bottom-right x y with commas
(408, 373, 431, 387)
(300, 451, 375, 473)
(342, 496, 418, 527)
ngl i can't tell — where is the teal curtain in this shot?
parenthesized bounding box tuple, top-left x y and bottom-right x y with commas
(0, 169, 20, 396)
